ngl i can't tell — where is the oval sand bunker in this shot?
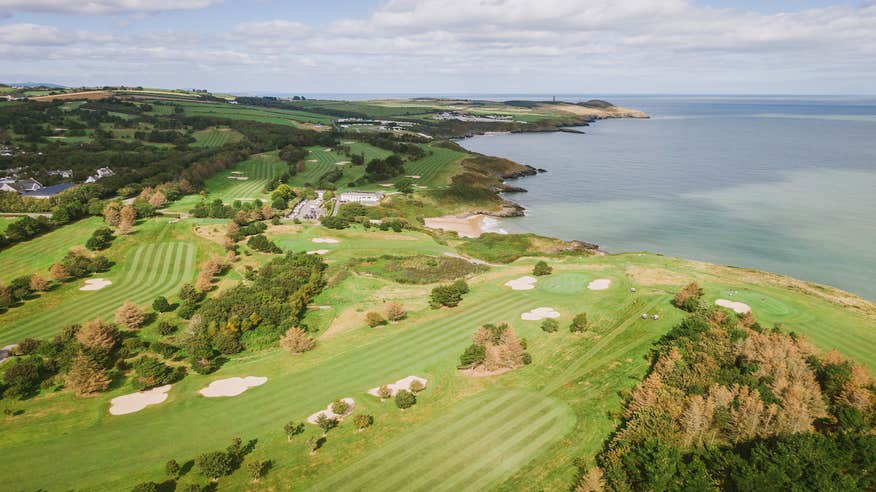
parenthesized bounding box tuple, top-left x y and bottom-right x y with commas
(505, 276, 538, 291)
(80, 278, 112, 291)
(109, 385, 171, 415)
(587, 278, 612, 290)
(198, 376, 267, 397)
(521, 307, 561, 321)
(311, 238, 340, 244)
(306, 249, 330, 255)
(715, 299, 752, 314)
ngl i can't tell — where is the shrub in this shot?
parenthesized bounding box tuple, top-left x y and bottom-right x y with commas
(85, 227, 114, 251)
(115, 301, 146, 329)
(283, 421, 304, 441)
(541, 318, 559, 333)
(248, 460, 268, 482)
(673, 282, 703, 312)
(196, 450, 234, 480)
(316, 414, 338, 434)
(279, 327, 315, 354)
(430, 280, 470, 308)
(165, 459, 181, 479)
(459, 343, 486, 367)
(365, 311, 386, 327)
(409, 379, 425, 393)
(66, 353, 111, 396)
(152, 296, 173, 313)
(532, 260, 553, 276)
(247, 234, 282, 254)
(570, 313, 589, 333)
(76, 319, 119, 351)
(177, 303, 198, 320)
(377, 384, 392, 399)
(385, 302, 406, 321)
(156, 321, 176, 336)
(353, 413, 374, 430)
(331, 399, 350, 415)
(395, 389, 416, 409)
(320, 216, 350, 230)
(131, 356, 182, 390)
(213, 332, 243, 355)
(130, 482, 160, 492)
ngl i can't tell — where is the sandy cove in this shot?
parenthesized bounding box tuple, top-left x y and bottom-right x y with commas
(424, 214, 506, 238)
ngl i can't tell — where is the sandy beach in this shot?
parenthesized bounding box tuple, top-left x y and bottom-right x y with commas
(424, 214, 506, 238)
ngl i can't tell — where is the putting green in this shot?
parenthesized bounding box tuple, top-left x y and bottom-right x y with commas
(538, 272, 591, 295)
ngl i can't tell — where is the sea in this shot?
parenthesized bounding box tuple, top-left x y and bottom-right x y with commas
(454, 95, 876, 301)
(271, 92, 876, 300)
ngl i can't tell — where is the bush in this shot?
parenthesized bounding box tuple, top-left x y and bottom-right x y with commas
(532, 260, 552, 276)
(409, 379, 425, 393)
(385, 302, 407, 321)
(247, 234, 282, 254)
(365, 311, 386, 327)
(377, 384, 392, 399)
(320, 216, 350, 230)
(459, 344, 486, 367)
(570, 313, 588, 333)
(156, 321, 176, 336)
(152, 296, 173, 313)
(177, 303, 198, 320)
(115, 301, 146, 329)
(395, 389, 416, 409)
(541, 318, 559, 333)
(196, 450, 234, 480)
(353, 413, 373, 430)
(279, 327, 315, 354)
(430, 279, 470, 308)
(331, 399, 350, 415)
(85, 227, 114, 251)
(673, 282, 703, 312)
(131, 356, 182, 390)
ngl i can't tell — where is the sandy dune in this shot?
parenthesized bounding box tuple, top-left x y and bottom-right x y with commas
(715, 299, 752, 313)
(367, 376, 428, 398)
(80, 278, 112, 291)
(311, 238, 340, 244)
(109, 385, 172, 415)
(307, 398, 355, 424)
(521, 307, 561, 321)
(588, 278, 612, 290)
(505, 276, 538, 290)
(198, 376, 267, 398)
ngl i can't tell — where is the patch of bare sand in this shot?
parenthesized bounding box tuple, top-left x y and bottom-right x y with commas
(424, 214, 489, 238)
(368, 376, 427, 397)
(80, 278, 112, 291)
(588, 278, 612, 290)
(307, 249, 330, 255)
(109, 385, 171, 415)
(505, 276, 538, 290)
(715, 299, 752, 314)
(521, 307, 560, 320)
(626, 266, 690, 286)
(312, 237, 340, 244)
(198, 376, 267, 397)
(307, 398, 355, 424)
(460, 366, 514, 377)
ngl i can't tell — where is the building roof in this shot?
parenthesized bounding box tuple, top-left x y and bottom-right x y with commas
(21, 182, 75, 197)
(1, 178, 42, 192)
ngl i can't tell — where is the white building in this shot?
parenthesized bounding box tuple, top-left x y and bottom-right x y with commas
(338, 191, 384, 205)
(85, 167, 114, 183)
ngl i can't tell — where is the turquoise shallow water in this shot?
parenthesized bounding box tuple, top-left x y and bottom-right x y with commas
(459, 96, 876, 300)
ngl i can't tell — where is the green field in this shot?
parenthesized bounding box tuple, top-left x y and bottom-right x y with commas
(0, 217, 103, 283)
(171, 101, 334, 126)
(406, 145, 466, 186)
(191, 127, 244, 148)
(205, 151, 288, 201)
(1, 222, 873, 491)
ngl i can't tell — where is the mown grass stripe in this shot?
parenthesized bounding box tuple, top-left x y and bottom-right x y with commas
(311, 392, 520, 491)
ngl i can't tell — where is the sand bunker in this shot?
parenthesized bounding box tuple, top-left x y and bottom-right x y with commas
(588, 278, 612, 290)
(505, 276, 538, 291)
(336, 161, 351, 165)
(323, 148, 332, 152)
(311, 237, 340, 244)
(80, 278, 112, 291)
(367, 376, 428, 398)
(521, 307, 561, 321)
(307, 249, 330, 255)
(109, 385, 172, 415)
(380, 183, 394, 187)
(406, 175, 421, 179)
(307, 397, 355, 424)
(198, 376, 267, 398)
(715, 299, 752, 314)
(307, 159, 317, 162)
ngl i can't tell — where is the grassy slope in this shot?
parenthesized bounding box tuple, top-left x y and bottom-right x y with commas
(172, 101, 334, 126)
(0, 218, 206, 345)
(1, 226, 873, 490)
(202, 151, 287, 202)
(191, 127, 244, 148)
(0, 217, 103, 283)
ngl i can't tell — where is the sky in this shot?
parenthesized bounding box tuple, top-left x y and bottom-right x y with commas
(0, 0, 875, 94)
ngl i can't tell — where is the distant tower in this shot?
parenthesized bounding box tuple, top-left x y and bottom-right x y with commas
(553, 95, 556, 102)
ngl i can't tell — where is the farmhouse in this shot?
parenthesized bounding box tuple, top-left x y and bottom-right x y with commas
(0, 178, 42, 193)
(338, 191, 384, 205)
(84, 167, 114, 183)
(21, 182, 76, 199)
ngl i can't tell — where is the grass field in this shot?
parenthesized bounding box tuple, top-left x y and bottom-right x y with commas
(191, 127, 244, 148)
(0, 219, 203, 345)
(1, 228, 872, 491)
(171, 101, 334, 126)
(0, 217, 16, 234)
(406, 145, 466, 187)
(204, 151, 287, 201)
(0, 217, 103, 283)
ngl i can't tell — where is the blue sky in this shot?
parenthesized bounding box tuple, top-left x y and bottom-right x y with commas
(1, 0, 875, 94)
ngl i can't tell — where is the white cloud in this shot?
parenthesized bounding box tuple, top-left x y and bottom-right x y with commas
(0, 0, 222, 15)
